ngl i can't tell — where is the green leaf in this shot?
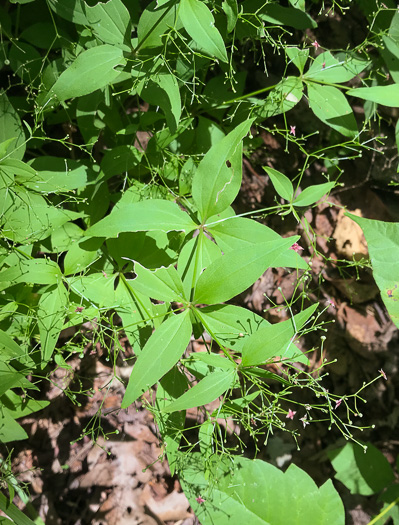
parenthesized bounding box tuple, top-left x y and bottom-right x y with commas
(138, 73, 181, 133)
(0, 92, 25, 160)
(47, 0, 88, 24)
(258, 3, 317, 29)
(207, 217, 307, 269)
(196, 304, 268, 353)
(304, 51, 369, 83)
(68, 272, 117, 307)
(180, 453, 345, 525)
(307, 83, 358, 137)
(0, 491, 36, 525)
(0, 328, 29, 362)
(0, 258, 62, 285)
(177, 234, 222, 300)
(63, 237, 103, 276)
(293, 182, 335, 207)
(382, 35, 399, 84)
(252, 77, 303, 120)
(0, 409, 28, 442)
(137, 0, 180, 50)
(38, 283, 68, 363)
(179, 0, 228, 63)
(286, 47, 309, 74)
(2, 390, 49, 419)
(156, 367, 189, 475)
(222, 0, 238, 33)
(162, 369, 236, 413)
(347, 84, 399, 108)
(84, 0, 132, 48)
(46, 45, 126, 105)
(121, 310, 192, 408)
(28, 157, 88, 193)
(329, 442, 394, 496)
(241, 304, 317, 366)
(346, 214, 399, 328)
(132, 262, 186, 302)
(0, 362, 34, 397)
(192, 119, 254, 221)
(100, 145, 142, 180)
(263, 167, 294, 201)
(193, 237, 295, 304)
(85, 200, 197, 238)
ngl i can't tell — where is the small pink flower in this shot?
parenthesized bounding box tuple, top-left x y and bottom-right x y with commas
(322, 62, 326, 69)
(196, 496, 206, 504)
(290, 125, 296, 136)
(286, 409, 296, 420)
(379, 369, 387, 380)
(300, 416, 309, 428)
(102, 271, 107, 278)
(335, 398, 343, 409)
(75, 306, 84, 313)
(290, 242, 303, 254)
(312, 41, 320, 50)
(327, 299, 336, 308)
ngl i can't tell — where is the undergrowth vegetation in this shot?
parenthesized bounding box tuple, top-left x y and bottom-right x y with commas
(0, 0, 399, 523)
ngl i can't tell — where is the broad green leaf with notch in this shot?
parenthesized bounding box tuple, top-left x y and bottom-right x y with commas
(162, 369, 236, 413)
(347, 85, 399, 107)
(0, 328, 29, 362)
(63, 237, 103, 276)
(138, 73, 181, 133)
(132, 262, 186, 302)
(68, 273, 117, 307)
(193, 237, 295, 304)
(286, 47, 309, 74)
(263, 167, 294, 201)
(241, 304, 317, 366)
(0, 409, 27, 442)
(195, 304, 268, 353)
(47, 0, 88, 24)
(329, 442, 394, 496)
(0, 258, 62, 285)
(28, 157, 89, 193)
(304, 51, 369, 83)
(0, 92, 25, 160)
(38, 283, 68, 363)
(192, 119, 254, 221)
(307, 83, 357, 137)
(347, 214, 399, 328)
(293, 182, 335, 207)
(222, 0, 238, 33)
(47, 45, 126, 104)
(85, 200, 197, 238)
(177, 234, 222, 300)
(207, 217, 307, 269)
(156, 367, 189, 475)
(121, 310, 192, 408)
(100, 146, 142, 180)
(2, 390, 49, 419)
(179, 0, 228, 63)
(0, 362, 34, 397)
(180, 453, 345, 525)
(84, 0, 131, 48)
(137, 0, 180, 49)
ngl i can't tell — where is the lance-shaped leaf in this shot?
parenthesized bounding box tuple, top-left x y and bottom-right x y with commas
(121, 310, 192, 408)
(347, 214, 399, 328)
(180, 453, 345, 525)
(138, 73, 181, 133)
(38, 283, 68, 363)
(45, 45, 126, 104)
(207, 217, 307, 269)
(85, 199, 197, 238)
(347, 84, 399, 108)
(192, 119, 254, 222)
(304, 51, 369, 83)
(178, 234, 222, 300)
(137, 0, 180, 50)
(0, 92, 25, 160)
(84, 0, 131, 48)
(241, 304, 317, 366)
(133, 262, 186, 302)
(193, 237, 296, 304)
(293, 182, 335, 207)
(307, 83, 357, 137)
(156, 367, 189, 475)
(253, 77, 303, 120)
(286, 47, 309, 74)
(179, 0, 228, 63)
(196, 304, 268, 353)
(222, 0, 238, 33)
(264, 167, 294, 201)
(0, 329, 34, 366)
(162, 369, 236, 413)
